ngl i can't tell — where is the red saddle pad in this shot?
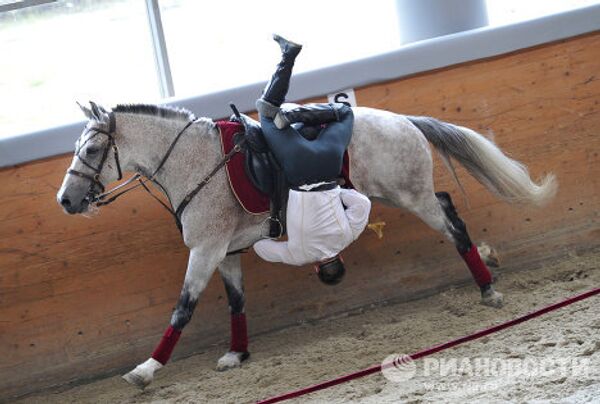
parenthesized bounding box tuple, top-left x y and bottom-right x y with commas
(217, 120, 353, 215)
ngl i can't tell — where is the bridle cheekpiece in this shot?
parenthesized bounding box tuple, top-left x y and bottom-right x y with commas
(67, 111, 123, 203)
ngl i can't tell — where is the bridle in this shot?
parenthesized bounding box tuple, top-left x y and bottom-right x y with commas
(67, 109, 245, 234)
(67, 112, 122, 201)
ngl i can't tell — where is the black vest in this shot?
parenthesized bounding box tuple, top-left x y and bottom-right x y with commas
(260, 106, 353, 187)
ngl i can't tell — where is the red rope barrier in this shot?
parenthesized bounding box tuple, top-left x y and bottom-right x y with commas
(257, 287, 600, 404)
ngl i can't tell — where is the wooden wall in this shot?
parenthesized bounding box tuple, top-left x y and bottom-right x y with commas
(1, 32, 599, 399)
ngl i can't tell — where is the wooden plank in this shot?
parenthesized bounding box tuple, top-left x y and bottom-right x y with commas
(1, 32, 599, 399)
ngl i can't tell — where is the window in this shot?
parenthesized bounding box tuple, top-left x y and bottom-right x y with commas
(0, 0, 158, 138)
(1, 0, 598, 140)
(486, 0, 600, 26)
(158, 0, 400, 98)
(0, 0, 399, 139)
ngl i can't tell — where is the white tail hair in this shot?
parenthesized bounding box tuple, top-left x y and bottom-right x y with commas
(407, 116, 557, 206)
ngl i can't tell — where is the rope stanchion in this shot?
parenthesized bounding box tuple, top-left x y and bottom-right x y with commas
(257, 287, 600, 404)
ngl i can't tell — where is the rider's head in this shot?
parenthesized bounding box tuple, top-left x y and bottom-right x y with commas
(315, 255, 345, 286)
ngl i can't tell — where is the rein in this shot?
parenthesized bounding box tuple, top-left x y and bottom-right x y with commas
(92, 118, 196, 226)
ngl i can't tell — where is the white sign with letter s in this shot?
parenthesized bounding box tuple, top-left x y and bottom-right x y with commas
(327, 88, 357, 107)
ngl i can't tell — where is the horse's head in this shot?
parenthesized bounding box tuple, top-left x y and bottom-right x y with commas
(57, 101, 123, 214)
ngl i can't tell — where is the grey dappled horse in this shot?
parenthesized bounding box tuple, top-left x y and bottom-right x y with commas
(57, 102, 556, 388)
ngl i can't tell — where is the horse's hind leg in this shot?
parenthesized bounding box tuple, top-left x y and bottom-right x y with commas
(435, 192, 504, 308)
(396, 187, 503, 308)
(216, 254, 250, 371)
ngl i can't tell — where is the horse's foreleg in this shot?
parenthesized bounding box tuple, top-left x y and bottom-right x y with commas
(216, 254, 250, 371)
(123, 245, 224, 389)
(435, 192, 504, 308)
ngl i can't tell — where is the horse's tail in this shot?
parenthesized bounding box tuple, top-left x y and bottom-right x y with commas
(407, 116, 557, 206)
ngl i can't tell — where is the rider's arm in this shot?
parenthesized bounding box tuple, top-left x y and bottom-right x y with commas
(339, 189, 372, 241)
(253, 239, 306, 266)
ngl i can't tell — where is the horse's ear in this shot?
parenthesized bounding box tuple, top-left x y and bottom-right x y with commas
(77, 101, 94, 120)
(89, 101, 102, 120)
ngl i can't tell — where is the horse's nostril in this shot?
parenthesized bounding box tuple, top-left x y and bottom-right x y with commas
(61, 197, 71, 208)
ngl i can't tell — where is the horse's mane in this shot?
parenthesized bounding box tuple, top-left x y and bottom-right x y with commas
(113, 104, 197, 122)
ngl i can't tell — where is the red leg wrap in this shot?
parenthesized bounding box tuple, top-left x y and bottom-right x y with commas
(152, 325, 182, 365)
(461, 244, 493, 287)
(230, 313, 248, 352)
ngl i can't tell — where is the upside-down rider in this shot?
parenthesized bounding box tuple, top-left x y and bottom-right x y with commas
(252, 34, 371, 285)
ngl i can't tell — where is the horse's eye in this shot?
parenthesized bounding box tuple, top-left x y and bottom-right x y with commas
(86, 147, 100, 156)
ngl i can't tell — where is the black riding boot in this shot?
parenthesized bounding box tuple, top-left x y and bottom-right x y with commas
(256, 34, 302, 118)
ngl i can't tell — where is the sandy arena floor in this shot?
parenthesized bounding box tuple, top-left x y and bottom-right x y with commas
(18, 248, 599, 403)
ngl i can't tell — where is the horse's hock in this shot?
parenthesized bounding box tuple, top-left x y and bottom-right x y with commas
(1, 32, 599, 399)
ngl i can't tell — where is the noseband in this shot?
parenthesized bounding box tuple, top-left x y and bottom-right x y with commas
(67, 112, 122, 201)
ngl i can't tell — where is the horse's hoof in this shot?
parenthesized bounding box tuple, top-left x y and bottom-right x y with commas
(481, 289, 504, 308)
(216, 351, 250, 371)
(478, 242, 500, 268)
(122, 370, 151, 389)
(122, 358, 162, 389)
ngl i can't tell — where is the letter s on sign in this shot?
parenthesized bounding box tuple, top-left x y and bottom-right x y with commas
(334, 93, 351, 107)
(327, 88, 357, 107)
